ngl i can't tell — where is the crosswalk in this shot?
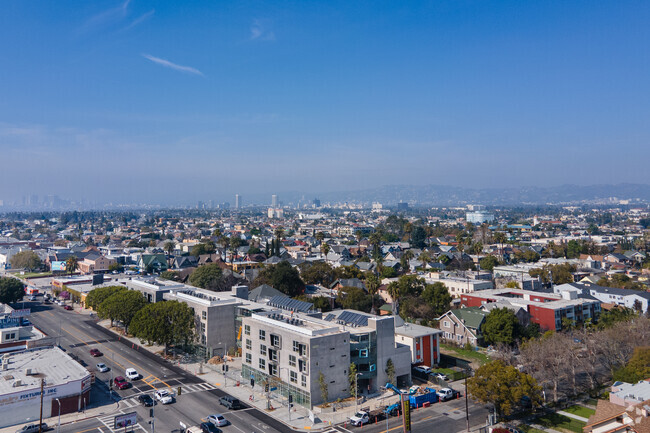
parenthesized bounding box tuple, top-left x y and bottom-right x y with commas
(120, 382, 218, 408)
(96, 413, 147, 433)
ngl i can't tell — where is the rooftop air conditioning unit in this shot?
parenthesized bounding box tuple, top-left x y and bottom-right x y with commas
(25, 368, 32, 375)
(13, 379, 22, 387)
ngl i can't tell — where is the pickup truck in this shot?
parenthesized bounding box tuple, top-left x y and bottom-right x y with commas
(438, 387, 461, 401)
(350, 407, 386, 426)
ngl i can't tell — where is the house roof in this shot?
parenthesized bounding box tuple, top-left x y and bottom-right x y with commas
(450, 307, 489, 330)
(248, 284, 286, 302)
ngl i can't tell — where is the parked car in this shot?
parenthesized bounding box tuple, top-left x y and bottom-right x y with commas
(438, 387, 460, 401)
(199, 422, 221, 433)
(155, 389, 173, 404)
(432, 372, 449, 381)
(113, 376, 130, 390)
(413, 365, 432, 375)
(207, 414, 227, 427)
(96, 363, 109, 373)
(125, 368, 140, 380)
(138, 394, 154, 407)
(16, 424, 48, 433)
(28, 295, 37, 301)
(89, 349, 103, 357)
(63, 305, 73, 310)
(218, 396, 241, 409)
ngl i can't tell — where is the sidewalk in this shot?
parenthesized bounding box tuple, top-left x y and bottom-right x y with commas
(0, 401, 120, 433)
(556, 411, 589, 422)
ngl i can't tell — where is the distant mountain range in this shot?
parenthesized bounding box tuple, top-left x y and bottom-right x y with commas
(269, 183, 650, 207)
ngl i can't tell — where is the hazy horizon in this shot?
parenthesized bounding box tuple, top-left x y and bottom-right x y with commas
(2, 1, 649, 204)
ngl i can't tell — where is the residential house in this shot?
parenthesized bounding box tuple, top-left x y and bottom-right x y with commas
(437, 307, 488, 347)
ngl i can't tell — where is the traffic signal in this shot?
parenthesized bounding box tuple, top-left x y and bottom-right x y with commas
(149, 409, 154, 418)
(288, 394, 293, 403)
(225, 365, 228, 372)
(250, 378, 254, 387)
(265, 384, 269, 392)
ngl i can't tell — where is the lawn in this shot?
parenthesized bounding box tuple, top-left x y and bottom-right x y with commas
(564, 405, 595, 419)
(535, 413, 586, 433)
(440, 343, 490, 365)
(520, 425, 547, 433)
(18, 272, 53, 279)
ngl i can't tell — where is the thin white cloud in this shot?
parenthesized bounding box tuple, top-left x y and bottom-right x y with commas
(142, 54, 204, 76)
(77, 0, 132, 34)
(120, 9, 154, 32)
(250, 19, 275, 41)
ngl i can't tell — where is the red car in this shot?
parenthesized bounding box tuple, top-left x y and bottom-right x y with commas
(89, 349, 103, 357)
(114, 376, 130, 390)
(63, 305, 73, 311)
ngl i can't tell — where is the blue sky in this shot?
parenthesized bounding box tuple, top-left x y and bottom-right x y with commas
(1, 0, 649, 204)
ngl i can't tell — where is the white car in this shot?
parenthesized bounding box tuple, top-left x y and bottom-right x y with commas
(207, 414, 227, 427)
(96, 363, 109, 373)
(432, 372, 449, 381)
(155, 389, 173, 404)
(125, 368, 140, 380)
(413, 365, 432, 374)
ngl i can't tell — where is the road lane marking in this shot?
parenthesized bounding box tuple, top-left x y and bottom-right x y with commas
(73, 428, 100, 433)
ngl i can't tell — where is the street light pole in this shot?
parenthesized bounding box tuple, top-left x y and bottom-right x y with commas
(55, 398, 61, 433)
(355, 373, 362, 414)
(151, 390, 155, 433)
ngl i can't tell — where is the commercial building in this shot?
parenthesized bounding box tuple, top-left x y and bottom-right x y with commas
(241, 309, 411, 408)
(460, 288, 601, 331)
(425, 273, 493, 297)
(466, 211, 495, 224)
(0, 347, 92, 428)
(554, 282, 650, 313)
(0, 305, 53, 354)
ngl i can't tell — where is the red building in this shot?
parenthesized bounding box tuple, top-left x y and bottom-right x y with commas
(394, 323, 442, 366)
(460, 288, 601, 331)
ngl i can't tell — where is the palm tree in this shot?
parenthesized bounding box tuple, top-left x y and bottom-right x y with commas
(315, 232, 325, 242)
(494, 232, 507, 257)
(365, 273, 380, 314)
(164, 240, 176, 268)
(65, 256, 78, 276)
(229, 236, 242, 266)
(321, 242, 330, 259)
(401, 250, 414, 272)
(418, 251, 431, 271)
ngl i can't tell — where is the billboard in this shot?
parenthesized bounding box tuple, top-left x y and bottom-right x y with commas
(10, 309, 30, 318)
(51, 261, 66, 271)
(114, 412, 138, 429)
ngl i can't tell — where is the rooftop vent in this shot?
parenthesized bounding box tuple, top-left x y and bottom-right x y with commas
(13, 379, 22, 387)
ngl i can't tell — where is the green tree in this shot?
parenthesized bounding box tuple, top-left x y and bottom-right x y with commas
(254, 261, 305, 297)
(613, 347, 650, 383)
(300, 262, 336, 286)
(410, 226, 427, 248)
(318, 372, 328, 403)
(85, 285, 127, 311)
(10, 251, 42, 271)
(0, 277, 24, 304)
(108, 262, 123, 272)
(467, 360, 542, 418)
(482, 307, 521, 345)
(505, 281, 520, 289)
(189, 263, 223, 289)
(349, 362, 360, 396)
(164, 241, 176, 266)
(191, 242, 216, 257)
(567, 240, 581, 259)
(65, 256, 79, 275)
(98, 290, 148, 332)
(130, 300, 195, 351)
(418, 251, 431, 270)
(312, 296, 333, 312)
(421, 282, 452, 317)
(385, 358, 395, 385)
(479, 255, 499, 271)
(160, 270, 181, 281)
(337, 287, 376, 313)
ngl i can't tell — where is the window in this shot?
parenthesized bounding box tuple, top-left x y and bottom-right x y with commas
(269, 349, 278, 362)
(259, 358, 266, 369)
(299, 359, 308, 374)
(270, 334, 281, 348)
(244, 324, 250, 335)
(202, 311, 207, 320)
(369, 364, 376, 372)
(245, 353, 251, 364)
(289, 355, 296, 367)
(301, 375, 307, 387)
(443, 321, 449, 328)
(293, 340, 300, 352)
(246, 339, 252, 350)
(290, 371, 298, 383)
(259, 329, 266, 341)
(260, 344, 267, 356)
(359, 349, 368, 358)
(269, 364, 278, 376)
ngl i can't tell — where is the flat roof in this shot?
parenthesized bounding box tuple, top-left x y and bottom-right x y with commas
(394, 322, 443, 338)
(0, 347, 90, 395)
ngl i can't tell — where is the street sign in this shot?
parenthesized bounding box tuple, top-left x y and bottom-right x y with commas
(401, 394, 411, 433)
(10, 309, 30, 318)
(114, 412, 137, 429)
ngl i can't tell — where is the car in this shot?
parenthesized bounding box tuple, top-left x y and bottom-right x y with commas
(218, 396, 241, 409)
(432, 372, 449, 381)
(16, 423, 48, 433)
(154, 389, 173, 404)
(89, 349, 103, 357)
(113, 376, 130, 390)
(63, 305, 73, 310)
(199, 422, 221, 433)
(207, 414, 227, 427)
(96, 363, 109, 372)
(28, 295, 36, 301)
(438, 387, 460, 401)
(138, 394, 155, 407)
(125, 368, 140, 380)
(413, 365, 432, 374)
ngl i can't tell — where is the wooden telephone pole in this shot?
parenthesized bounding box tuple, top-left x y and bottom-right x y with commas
(39, 378, 45, 433)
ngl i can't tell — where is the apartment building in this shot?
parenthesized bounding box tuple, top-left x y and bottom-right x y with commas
(241, 310, 411, 408)
(426, 273, 493, 297)
(460, 288, 601, 331)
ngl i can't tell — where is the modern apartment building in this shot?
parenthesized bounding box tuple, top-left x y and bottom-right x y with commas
(241, 310, 411, 408)
(426, 273, 493, 297)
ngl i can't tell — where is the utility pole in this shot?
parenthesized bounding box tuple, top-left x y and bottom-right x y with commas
(38, 379, 44, 433)
(55, 399, 61, 433)
(151, 390, 155, 433)
(465, 369, 470, 432)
